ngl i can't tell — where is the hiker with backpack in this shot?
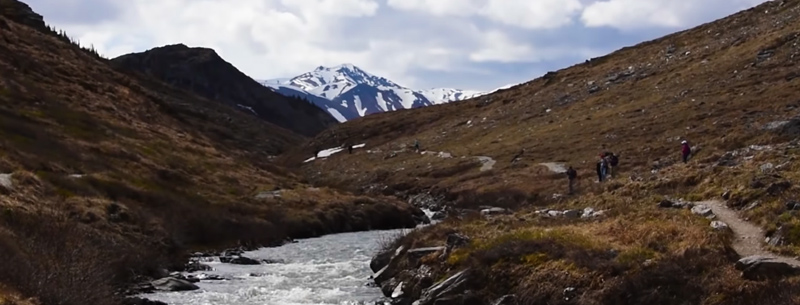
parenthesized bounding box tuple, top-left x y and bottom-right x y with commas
(596, 155, 608, 182)
(681, 140, 691, 163)
(414, 139, 420, 153)
(566, 166, 577, 194)
(604, 152, 619, 177)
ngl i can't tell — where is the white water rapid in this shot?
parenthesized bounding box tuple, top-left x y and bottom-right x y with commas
(141, 228, 411, 305)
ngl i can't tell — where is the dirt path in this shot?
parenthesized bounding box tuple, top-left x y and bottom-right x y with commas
(539, 162, 567, 173)
(698, 200, 800, 267)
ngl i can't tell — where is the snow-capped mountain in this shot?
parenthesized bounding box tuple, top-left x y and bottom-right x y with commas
(260, 64, 495, 122)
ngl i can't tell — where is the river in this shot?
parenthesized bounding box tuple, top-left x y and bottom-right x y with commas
(141, 228, 412, 305)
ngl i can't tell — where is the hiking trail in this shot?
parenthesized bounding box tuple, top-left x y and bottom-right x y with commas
(697, 199, 800, 267)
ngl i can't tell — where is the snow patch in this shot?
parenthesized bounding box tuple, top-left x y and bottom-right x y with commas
(327, 108, 347, 123)
(236, 104, 258, 115)
(304, 143, 366, 163)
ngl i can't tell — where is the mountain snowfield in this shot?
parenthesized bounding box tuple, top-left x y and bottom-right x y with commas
(260, 64, 512, 122)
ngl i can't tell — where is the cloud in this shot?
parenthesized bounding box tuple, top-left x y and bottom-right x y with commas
(22, 0, 771, 91)
(581, 0, 768, 30)
(386, 0, 583, 29)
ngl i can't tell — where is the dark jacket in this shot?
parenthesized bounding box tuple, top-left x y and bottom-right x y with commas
(566, 168, 577, 180)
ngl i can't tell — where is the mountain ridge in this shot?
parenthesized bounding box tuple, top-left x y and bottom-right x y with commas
(260, 64, 501, 121)
(110, 43, 339, 137)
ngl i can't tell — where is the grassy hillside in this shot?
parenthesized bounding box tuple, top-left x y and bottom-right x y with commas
(0, 2, 420, 304)
(291, 0, 800, 303)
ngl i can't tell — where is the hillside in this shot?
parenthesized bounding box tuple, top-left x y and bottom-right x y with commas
(262, 64, 489, 121)
(0, 1, 421, 305)
(110, 44, 338, 137)
(292, 0, 800, 304)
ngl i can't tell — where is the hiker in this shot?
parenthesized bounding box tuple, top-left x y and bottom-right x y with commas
(681, 140, 692, 163)
(414, 139, 420, 152)
(596, 154, 609, 182)
(566, 166, 577, 194)
(348, 144, 353, 154)
(605, 152, 619, 177)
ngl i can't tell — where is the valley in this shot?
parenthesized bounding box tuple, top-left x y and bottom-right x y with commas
(2, 0, 800, 305)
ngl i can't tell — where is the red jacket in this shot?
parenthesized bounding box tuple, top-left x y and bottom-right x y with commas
(682, 143, 691, 155)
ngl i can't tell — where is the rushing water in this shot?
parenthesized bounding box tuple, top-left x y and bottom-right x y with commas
(142, 228, 412, 305)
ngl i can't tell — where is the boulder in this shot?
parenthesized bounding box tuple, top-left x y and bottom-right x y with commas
(710, 221, 729, 231)
(414, 269, 471, 305)
(766, 181, 791, 195)
(380, 277, 400, 298)
(374, 246, 408, 285)
(563, 209, 581, 219)
(735, 255, 800, 280)
(151, 277, 200, 291)
(122, 297, 168, 305)
(658, 199, 676, 208)
(480, 207, 511, 216)
(446, 233, 470, 249)
(0, 173, 12, 192)
(184, 260, 213, 272)
(691, 205, 714, 217)
(371, 245, 405, 273)
(220, 256, 260, 265)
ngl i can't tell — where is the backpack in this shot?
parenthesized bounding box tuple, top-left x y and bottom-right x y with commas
(567, 168, 577, 179)
(609, 154, 619, 166)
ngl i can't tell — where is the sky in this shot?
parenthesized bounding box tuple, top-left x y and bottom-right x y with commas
(25, 0, 769, 92)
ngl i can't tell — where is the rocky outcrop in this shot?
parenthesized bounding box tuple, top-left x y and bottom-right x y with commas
(110, 44, 338, 137)
(735, 255, 800, 280)
(150, 277, 200, 292)
(370, 232, 477, 305)
(0, 0, 46, 32)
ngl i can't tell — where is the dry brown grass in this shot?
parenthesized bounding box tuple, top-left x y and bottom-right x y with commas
(388, 187, 800, 304)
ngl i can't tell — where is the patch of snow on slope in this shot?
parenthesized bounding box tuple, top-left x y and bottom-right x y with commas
(376, 92, 388, 112)
(236, 104, 258, 115)
(304, 143, 366, 163)
(353, 95, 367, 116)
(394, 88, 418, 109)
(327, 108, 347, 122)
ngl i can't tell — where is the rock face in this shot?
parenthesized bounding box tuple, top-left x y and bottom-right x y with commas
(150, 277, 200, 291)
(110, 44, 338, 136)
(735, 255, 800, 280)
(220, 255, 261, 265)
(0, 0, 46, 32)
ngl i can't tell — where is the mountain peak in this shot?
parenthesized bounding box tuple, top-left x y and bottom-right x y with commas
(261, 64, 494, 122)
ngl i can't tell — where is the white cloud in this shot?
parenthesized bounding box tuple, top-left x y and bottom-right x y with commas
(385, 0, 482, 16)
(23, 0, 774, 91)
(581, 0, 769, 30)
(469, 30, 535, 62)
(386, 0, 583, 29)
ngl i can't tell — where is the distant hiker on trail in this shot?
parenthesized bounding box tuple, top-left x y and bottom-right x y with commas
(604, 152, 619, 177)
(566, 166, 577, 194)
(414, 139, 420, 152)
(681, 140, 692, 163)
(348, 145, 353, 154)
(596, 154, 609, 182)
